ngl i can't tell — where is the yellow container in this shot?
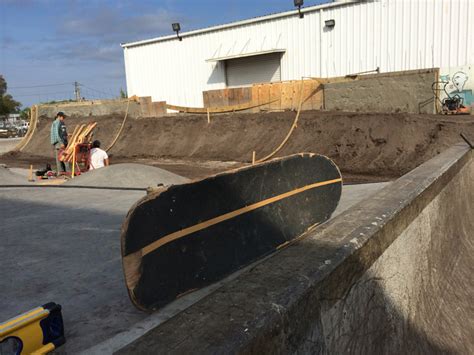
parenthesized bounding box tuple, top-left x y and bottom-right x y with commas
(0, 303, 65, 354)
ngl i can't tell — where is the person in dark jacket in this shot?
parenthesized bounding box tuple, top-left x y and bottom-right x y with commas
(50, 111, 69, 175)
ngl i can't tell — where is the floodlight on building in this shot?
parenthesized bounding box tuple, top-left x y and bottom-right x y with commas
(325, 19, 336, 28)
(294, 0, 304, 18)
(172, 23, 182, 41)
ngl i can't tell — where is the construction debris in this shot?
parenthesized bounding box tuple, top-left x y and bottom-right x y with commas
(60, 122, 97, 163)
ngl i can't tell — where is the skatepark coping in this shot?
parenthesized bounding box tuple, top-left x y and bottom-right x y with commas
(117, 143, 473, 353)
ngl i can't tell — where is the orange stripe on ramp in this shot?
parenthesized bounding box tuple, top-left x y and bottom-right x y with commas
(141, 178, 342, 256)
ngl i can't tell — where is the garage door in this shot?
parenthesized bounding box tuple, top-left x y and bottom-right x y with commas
(225, 52, 282, 87)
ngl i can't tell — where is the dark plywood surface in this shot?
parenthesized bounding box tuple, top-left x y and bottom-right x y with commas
(121, 154, 342, 310)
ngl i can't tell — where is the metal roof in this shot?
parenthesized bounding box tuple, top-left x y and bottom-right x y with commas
(121, 1, 357, 48)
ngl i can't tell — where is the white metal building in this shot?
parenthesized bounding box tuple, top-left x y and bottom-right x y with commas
(122, 0, 474, 107)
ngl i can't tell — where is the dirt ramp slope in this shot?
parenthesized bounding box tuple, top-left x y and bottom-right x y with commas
(20, 111, 474, 178)
(65, 163, 189, 189)
(23, 114, 124, 156)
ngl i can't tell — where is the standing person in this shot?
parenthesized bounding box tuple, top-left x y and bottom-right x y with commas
(50, 111, 69, 175)
(89, 140, 109, 170)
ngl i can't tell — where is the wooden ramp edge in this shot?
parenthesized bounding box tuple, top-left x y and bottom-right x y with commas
(166, 99, 279, 114)
(14, 105, 39, 152)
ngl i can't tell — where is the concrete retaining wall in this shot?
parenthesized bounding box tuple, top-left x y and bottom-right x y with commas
(37, 97, 166, 119)
(117, 143, 473, 354)
(324, 69, 438, 114)
(317, 147, 473, 353)
(36, 70, 439, 118)
(202, 69, 439, 114)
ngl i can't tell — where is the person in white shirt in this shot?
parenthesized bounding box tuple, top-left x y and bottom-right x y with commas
(89, 140, 109, 170)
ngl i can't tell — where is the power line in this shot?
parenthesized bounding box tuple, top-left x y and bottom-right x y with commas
(8, 81, 118, 101)
(9, 82, 73, 89)
(13, 91, 73, 97)
(79, 84, 114, 97)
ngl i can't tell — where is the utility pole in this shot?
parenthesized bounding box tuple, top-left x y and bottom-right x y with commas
(74, 81, 81, 101)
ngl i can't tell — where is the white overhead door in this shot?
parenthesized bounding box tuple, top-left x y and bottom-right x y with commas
(225, 53, 282, 87)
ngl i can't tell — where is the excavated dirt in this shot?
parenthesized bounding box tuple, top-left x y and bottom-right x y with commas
(64, 163, 189, 189)
(1, 111, 474, 182)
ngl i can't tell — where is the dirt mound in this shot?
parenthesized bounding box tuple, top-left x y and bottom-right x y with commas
(7, 111, 474, 179)
(64, 163, 189, 189)
(23, 113, 124, 156)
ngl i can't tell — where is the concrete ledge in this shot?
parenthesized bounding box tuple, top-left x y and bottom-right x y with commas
(324, 68, 438, 114)
(117, 144, 472, 354)
(37, 97, 166, 118)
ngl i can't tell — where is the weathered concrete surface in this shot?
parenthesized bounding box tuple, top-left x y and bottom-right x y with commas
(0, 164, 29, 184)
(0, 176, 386, 353)
(0, 188, 145, 353)
(118, 144, 473, 354)
(332, 182, 389, 218)
(325, 69, 437, 114)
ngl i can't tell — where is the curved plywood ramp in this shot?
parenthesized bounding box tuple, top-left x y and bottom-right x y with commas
(13, 105, 39, 152)
(121, 154, 342, 311)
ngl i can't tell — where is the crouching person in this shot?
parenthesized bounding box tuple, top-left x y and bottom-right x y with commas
(89, 140, 109, 170)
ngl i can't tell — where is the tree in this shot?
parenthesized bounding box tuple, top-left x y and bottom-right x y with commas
(0, 75, 22, 115)
(20, 107, 30, 121)
(0, 94, 21, 115)
(0, 75, 6, 96)
(119, 88, 127, 99)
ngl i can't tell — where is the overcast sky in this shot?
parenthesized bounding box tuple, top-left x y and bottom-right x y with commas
(0, 0, 329, 107)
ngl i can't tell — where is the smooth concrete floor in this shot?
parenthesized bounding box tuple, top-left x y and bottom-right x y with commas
(0, 181, 389, 353)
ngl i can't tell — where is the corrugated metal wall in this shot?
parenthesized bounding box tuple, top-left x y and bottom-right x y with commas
(123, 0, 474, 107)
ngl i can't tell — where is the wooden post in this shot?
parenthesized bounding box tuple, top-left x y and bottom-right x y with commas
(28, 165, 34, 182)
(71, 145, 76, 178)
(207, 108, 210, 124)
(252, 151, 256, 165)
